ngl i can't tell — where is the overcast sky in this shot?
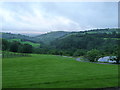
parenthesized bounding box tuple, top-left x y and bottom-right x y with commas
(0, 2, 118, 34)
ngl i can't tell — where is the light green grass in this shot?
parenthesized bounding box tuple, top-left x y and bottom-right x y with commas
(2, 54, 118, 88)
(9, 39, 21, 42)
(9, 39, 40, 47)
(21, 41, 40, 47)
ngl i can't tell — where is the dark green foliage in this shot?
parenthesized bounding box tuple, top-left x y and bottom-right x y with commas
(9, 41, 20, 52)
(49, 29, 119, 59)
(86, 49, 100, 62)
(2, 39, 9, 51)
(114, 40, 120, 64)
(73, 49, 86, 57)
(2, 39, 33, 53)
(22, 44, 33, 53)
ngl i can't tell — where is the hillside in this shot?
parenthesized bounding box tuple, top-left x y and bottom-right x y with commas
(34, 31, 70, 44)
(45, 28, 120, 57)
(8, 39, 40, 47)
(1, 28, 119, 46)
(2, 32, 39, 43)
(34, 28, 120, 44)
(2, 28, 119, 42)
(85, 28, 120, 34)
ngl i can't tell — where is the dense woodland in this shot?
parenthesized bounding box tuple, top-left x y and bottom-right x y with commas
(1, 28, 120, 63)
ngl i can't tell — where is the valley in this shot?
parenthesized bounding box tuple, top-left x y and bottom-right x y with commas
(1, 28, 120, 88)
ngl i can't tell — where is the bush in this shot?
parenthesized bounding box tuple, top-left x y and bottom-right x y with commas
(73, 49, 86, 57)
(86, 49, 100, 62)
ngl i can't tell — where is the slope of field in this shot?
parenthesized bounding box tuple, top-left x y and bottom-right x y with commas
(9, 39, 40, 47)
(3, 54, 118, 88)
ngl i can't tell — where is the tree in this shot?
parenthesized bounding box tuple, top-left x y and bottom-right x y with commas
(18, 44, 24, 53)
(2, 39, 9, 51)
(9, 41, 20, 52)
(73, 49, 86, 57)
(115, 40, 120, 64)
(22, 44, 33, 53)
(86, 49, 100, 62)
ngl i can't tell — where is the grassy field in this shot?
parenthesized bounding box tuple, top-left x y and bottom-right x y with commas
(2, 54, 118, 88)
(9, 39, 40, 47)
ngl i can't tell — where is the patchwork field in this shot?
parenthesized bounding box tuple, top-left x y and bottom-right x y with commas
(2, 54, 118, 88)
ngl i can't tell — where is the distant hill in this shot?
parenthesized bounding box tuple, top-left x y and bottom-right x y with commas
(2, 32, 40, 43)
(85, 28, 120, 34)
(2, 32, 31, 39)
(50, 28, 120, 51)
(47, 28, 119, 41)
(1, 32, 44, 47)
(1, 28, 119, 45)
(34, 31, 71, 44)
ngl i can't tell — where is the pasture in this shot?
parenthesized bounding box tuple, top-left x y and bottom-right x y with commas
(9, 39, 40, 47)
(2, 54, 118, 88)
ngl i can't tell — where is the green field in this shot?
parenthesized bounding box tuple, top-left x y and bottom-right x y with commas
(9, 39, 40, 47)
(3, 54, 118, 88)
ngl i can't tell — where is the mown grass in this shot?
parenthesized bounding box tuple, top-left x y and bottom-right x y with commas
(2, 54, 119, 88)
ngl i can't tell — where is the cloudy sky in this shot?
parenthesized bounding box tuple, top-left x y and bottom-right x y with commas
(0, 2, 118, 34)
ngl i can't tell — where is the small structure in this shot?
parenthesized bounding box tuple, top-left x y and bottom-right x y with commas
(98, 56, 117, 63)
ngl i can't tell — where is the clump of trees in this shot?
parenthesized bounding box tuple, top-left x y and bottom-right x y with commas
(86, 49, 100, 62)
(73, 49, 86, 57)
(2, 39, 33, 53)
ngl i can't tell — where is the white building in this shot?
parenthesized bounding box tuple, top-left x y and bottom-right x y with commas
(98, 56, 117, 63)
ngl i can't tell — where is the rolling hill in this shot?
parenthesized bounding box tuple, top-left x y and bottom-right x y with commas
(34, 31, 71, 44)
(1, 28, 120, 45)
(33, 28, 120, 44)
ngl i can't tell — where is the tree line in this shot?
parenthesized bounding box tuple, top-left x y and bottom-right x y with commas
(2, 31, 120, 63)
(2, 39, 33, 53)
